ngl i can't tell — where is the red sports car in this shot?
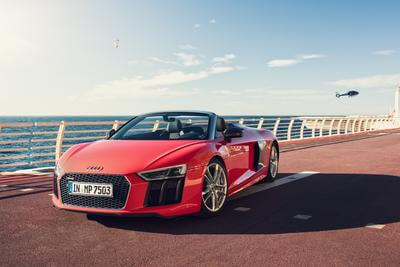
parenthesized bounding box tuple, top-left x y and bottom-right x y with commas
(52, 111, 279, 217)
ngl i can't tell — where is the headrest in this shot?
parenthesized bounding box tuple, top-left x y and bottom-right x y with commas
(168, 119, 182, 133)
(216, 117, 227, 132)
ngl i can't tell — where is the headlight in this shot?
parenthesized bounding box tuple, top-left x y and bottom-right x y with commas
(138, 164, 187, 181)
(54, 163, 63, 177)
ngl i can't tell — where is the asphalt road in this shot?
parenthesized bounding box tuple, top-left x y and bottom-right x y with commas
(1, 130, 400, 266)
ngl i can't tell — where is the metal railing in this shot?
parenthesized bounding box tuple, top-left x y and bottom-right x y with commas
(0, 115, 398, 170)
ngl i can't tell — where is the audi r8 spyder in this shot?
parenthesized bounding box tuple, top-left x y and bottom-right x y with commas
(52, 111, 279, 217)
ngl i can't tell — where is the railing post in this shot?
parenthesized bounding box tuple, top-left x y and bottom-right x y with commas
(358, 118, 364, 132)
(337, 119, 343, 135)
(55, 121, 66, 163)
(364, 118, 370, 131)
(319, 118, 326, 137)
(370, 118, 376, 130)
(328, 119, 335, 136)
(287, 119, 294, 140)
(239, 118, 244, 125)
(377, 118, 382, 129)
(257, 118, 264, 129)
(112, 120, 119, 130)
(372, 118, 377, 130)
(153, 120, 160, 132)
(351, 118, 358, 133)
(345, 119, 351, 134)
(312, 119, 318, 138)
(273, 118, 280, 136)
(300, 119, 306, 139)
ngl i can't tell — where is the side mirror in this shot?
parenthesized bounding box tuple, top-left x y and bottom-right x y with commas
(107, 129, 116, 139)
(223, 127, 243, 139)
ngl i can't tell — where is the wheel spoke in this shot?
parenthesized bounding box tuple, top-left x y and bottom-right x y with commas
(216, 189, 226, 196)
(205, 168, 213, 184)
(202, 187, 211, 195)
(211, 192, 216, 211)
(271, 165, 276, 176)
(203, 191, 212, 202)
(213, 164, 219, 182)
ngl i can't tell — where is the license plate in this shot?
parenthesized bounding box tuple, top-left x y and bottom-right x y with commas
(68, 181, 113, 197)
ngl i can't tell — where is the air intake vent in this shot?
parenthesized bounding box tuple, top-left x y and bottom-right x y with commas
(145, 178, 184, 206)
(59, 173, 130, 210)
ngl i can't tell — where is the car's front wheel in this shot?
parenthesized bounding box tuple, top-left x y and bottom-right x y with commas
(198, 159, 228, 217)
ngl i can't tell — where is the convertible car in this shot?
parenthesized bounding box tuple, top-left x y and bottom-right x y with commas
(52, 111, 279, 217)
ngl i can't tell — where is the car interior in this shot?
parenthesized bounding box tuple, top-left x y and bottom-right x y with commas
(115, 116, 241, 141)
(118, 118, 209, 140)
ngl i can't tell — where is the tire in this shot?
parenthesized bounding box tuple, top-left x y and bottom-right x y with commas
(198, 159, 228, 217)
(265, 143, 279, 183)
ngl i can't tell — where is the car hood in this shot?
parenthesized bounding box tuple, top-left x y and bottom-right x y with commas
(60, 139, 208, 175)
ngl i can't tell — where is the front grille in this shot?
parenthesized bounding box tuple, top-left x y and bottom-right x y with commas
(145, 178, 184, 207)
(60, 173, 130, 210)
(53, 173, 58, 198)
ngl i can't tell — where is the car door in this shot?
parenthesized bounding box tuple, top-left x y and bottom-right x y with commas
(216, 130, 251, 191)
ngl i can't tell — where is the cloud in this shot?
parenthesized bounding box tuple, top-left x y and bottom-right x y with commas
(300, 54, 326, 59)
(267, 53, 326, 68)
(212, 54, 236, 64)
(148, 56, 178, 65)
(193, 24, 200, 29)
(173, 53, 203, 66)
(329, 73, 400, 89)
(212, 90, 241, 96)
(209, 18, 217, 24)
(83, 63, 240, 100)
(373, 50, 396, 56)
(178, 44, 197, 50)
(132, 52, 237, 69)
(267, 59, 301, 68)
(207, 88, 328, 102)
(209, 65, 239, 74)
(88, 53, 241, 101)
(241, 89, 329, 101)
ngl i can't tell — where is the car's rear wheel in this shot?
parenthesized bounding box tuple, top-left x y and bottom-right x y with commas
(198, 159, 228, 217)
(264, 143, 279, 183)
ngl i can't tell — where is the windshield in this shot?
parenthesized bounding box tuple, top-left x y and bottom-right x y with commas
(110, 113, 210, 140)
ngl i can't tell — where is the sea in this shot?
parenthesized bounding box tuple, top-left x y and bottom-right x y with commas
(0, 115, 317, 172)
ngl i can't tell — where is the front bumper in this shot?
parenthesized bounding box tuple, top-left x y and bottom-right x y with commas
(52, 166, 204, 217)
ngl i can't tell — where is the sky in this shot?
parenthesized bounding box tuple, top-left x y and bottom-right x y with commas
(1, 0, 400, 116)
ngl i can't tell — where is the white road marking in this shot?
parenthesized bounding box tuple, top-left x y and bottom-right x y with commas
(366, 223, 385, 229)
(0, 184, 8, 188)
(234, 207, 251, 212)
(48, 193, 54, 196)
(294, 214, 312, 220)
(231, 171, 319, 200)
(20, 188, 34, 192)
(368, 132, 387, 136)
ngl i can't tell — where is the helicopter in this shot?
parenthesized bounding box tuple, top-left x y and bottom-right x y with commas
(336, 90, 359, 98)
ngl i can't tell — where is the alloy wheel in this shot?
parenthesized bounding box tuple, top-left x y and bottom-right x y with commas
(201, 163, 227, 212)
